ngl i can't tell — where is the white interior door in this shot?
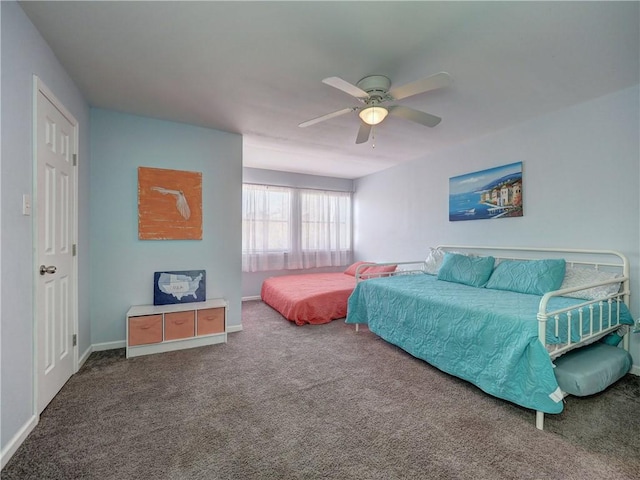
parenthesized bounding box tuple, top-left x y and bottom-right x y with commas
(35, 78, 77, 413)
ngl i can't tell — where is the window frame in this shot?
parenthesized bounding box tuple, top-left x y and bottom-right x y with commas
(242, 183, 353, 272)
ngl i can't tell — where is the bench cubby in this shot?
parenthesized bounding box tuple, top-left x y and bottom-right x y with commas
(126, 298, 227, 358)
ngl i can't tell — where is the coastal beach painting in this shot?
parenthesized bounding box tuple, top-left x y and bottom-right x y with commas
(449, 162, 523, 222)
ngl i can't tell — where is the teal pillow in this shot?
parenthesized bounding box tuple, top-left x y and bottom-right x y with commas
(437, 253, 495, 288)
(601, 333, 623, 346)
(485, 259, 566, 295)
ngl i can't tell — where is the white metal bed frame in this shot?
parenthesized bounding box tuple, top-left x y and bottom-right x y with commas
(353, 245, 632, 430)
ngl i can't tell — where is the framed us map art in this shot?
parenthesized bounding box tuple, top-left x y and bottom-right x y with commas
(153, 270, 206, 305)
(138, 167, 202, 240)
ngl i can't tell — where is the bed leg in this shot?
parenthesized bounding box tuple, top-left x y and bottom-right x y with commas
(536, 411, 544, 430)
(355, 324, 359, 333)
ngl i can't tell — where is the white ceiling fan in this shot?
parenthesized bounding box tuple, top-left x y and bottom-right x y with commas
(299, 72, 452, 144)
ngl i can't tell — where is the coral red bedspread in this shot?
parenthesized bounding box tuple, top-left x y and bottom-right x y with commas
(261, 273, 357, 325)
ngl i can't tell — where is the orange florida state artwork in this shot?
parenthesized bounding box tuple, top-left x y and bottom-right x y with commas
(138, 167, 202, 240)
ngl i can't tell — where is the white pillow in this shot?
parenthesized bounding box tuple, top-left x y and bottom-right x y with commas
(560, 266, 622, 300)
(424, 248, 465, 275)
(424, 247, 446, 275)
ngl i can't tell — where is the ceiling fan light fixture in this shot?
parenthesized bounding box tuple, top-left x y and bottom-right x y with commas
(359, 106, 388, 126)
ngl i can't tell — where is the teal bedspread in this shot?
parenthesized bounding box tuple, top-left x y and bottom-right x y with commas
(346, 274, 634, 414)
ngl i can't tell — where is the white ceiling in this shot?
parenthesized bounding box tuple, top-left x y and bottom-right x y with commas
(20, 1, 639, 179)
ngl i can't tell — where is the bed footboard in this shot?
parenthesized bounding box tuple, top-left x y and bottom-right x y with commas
(537, 280, 631, 359)
(533, 250, 630, 430)
(535, 278, 631, 430)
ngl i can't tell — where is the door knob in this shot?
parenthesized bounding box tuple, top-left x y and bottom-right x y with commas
(39, 265, 57, 275)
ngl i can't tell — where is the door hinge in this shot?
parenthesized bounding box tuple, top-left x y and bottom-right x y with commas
(73, 154, 77, 166)
(72, 334, 77, 347)
(72, 244, 77, 256)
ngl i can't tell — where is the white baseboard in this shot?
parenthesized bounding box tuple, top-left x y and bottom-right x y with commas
(630, 365, 640, 376)
(242, 296, 261, 302)
(92, 340, 126, 351)
(88, 331, 243, 355)
(79, 345, 93, 368)
(127, 333, 227, 358)
(0, 414, 38, 469)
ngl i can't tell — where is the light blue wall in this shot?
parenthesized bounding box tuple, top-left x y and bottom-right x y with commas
(1, 1, 91, 453)
(354, 86, 640, 369)
(90, 109, 242, 344)
(241, 168, 354, 297)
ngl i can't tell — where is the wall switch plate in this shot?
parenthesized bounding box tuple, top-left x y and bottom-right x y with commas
(22, 194, 31, 216)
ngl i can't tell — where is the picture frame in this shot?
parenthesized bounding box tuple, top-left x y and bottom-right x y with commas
(153, 270, 206, 305)
(449, 162, 523, 222)
(138, 167, 203, 240)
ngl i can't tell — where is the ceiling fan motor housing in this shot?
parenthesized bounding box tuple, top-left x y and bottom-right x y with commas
(356, 75, 392, 104)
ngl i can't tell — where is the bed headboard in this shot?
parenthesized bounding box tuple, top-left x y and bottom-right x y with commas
(436, 245, 630, 306)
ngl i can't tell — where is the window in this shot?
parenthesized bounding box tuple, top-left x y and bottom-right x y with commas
(242, 184, 352, 272)
(242, 185, 291, 255)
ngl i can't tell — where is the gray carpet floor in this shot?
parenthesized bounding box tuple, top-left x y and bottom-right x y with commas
(2, 300, 639, 479)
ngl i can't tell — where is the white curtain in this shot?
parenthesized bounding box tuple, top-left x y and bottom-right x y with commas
(242, 184, 352, 272)
(242, 184, 291, 272)
(294, 189, 351, 269)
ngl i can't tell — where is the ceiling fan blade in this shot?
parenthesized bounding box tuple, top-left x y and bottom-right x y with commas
(388, 72, 452, 101)
(322, 77, 370, 100)
(388, 105, 442, 127)
(298, 107, 355, 128)
(355, 123, 372, 144)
